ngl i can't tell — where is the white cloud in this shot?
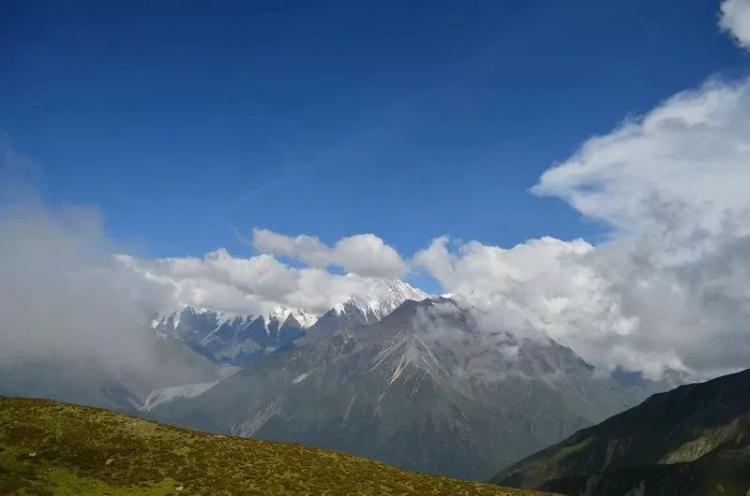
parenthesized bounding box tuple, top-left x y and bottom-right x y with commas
(533, 79, 750, 242)
(332, 234, 408, 279)
(252, 228, 408, 279)
(119, 248, 411, 317)
(251, 229, 330, 267)
(720, 0, 750, 50)
(414, 236, 644, 369)
(415, 236, 593, 303)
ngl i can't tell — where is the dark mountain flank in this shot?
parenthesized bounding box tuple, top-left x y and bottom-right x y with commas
(493, 369, 750, 496)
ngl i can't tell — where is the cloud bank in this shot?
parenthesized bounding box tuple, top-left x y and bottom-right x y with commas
(0, 198, 173, 365)
(529, 75, 750, 379)
(0, 143, 226, 405)
(118, 242, 410, 317)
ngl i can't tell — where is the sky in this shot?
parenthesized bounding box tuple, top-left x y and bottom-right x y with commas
(3, 0, 750, 381)
(2, 1, 746, 262)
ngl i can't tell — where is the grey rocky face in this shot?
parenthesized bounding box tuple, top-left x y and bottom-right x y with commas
(153, 307, 306, 366)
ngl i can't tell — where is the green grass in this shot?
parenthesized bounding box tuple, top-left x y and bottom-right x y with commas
(0, 397, 554, 495)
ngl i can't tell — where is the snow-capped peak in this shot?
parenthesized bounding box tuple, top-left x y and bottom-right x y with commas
(266, 306, 319, 329)
(333, 278, 429, 324)
(287, 309, 320, 328)
(153, 304, 319, 331)
(149, 304, 317, 366)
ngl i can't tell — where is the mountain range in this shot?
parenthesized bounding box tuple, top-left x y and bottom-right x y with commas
(151, 278, 427, 365)
(1, 278, 681, 484)
(151, 297, 653, 480)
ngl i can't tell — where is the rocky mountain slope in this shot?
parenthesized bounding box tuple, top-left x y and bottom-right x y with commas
(152, 298, 646, 481)
(493, 369, 750, 496)
(0, 397, 554, 495)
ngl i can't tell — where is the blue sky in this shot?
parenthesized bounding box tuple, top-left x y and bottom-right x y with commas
(1, 0, 746, 261)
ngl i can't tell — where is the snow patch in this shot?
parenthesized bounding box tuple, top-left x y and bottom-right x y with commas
(139, 381, 219, 411)
(232, 400, 282, 436)
(334, 278, 428, 324)
(292, 371, 311, 384)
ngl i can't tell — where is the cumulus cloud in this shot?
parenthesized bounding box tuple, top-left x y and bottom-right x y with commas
(119, 248, 411, 316)
(720, 0, 750, 50)
(415, 236, 642, 362)
(251, 229, 331, 267)
(415, 236, 593, 304)
(252, 228, 408, 279)
(534, 79, 750, 242)
(118, 226, 413, 318)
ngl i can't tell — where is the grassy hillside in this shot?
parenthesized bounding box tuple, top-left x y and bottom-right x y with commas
(0, 397, 552, 495)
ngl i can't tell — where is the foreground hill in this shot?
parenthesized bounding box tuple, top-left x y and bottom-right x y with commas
(493, 369, 750, 496)
(0, 397, 552, 495)
(153, 298, 646, 480)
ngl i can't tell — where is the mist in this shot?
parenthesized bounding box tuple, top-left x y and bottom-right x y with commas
(0, 200, 175, 364)
(0, 144, 209, 407)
